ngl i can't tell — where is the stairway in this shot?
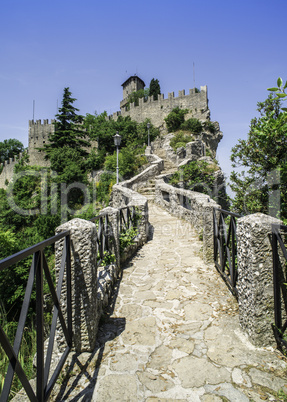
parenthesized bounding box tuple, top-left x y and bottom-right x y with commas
(138, 178, 156, 200)
(138, 150, 177, 201)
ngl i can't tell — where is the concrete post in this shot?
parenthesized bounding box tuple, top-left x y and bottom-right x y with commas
(55, 218, 98, 352)
(237, 213, 281, 346)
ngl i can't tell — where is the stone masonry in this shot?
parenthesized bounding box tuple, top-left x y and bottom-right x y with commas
(110, 86, 210, 128)
(48, 204, 287, 401)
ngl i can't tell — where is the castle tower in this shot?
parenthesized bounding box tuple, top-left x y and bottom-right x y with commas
(120, 75, 145, 108)
(28, 119, 55, 166)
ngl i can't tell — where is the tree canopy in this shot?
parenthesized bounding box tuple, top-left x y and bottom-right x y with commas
(230, 88, 287, 221)
(0, 139, 24, 163)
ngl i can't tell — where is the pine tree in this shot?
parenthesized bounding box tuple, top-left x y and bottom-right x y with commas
(149, 78, 161, 100)
(43, 87, 90, 157)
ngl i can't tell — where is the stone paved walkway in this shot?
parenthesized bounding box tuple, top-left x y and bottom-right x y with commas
(54, 203, 287, 401)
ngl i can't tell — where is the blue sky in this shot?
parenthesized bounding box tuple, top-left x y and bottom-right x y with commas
(1, 0, 286, 185)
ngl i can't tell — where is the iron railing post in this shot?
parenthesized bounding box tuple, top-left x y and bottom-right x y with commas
(36, 250, 44, 401)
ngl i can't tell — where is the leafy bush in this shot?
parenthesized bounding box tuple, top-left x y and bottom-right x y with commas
(164, 107, 188, 132)
(119, 227, 138, 253)
(95, 171, 116, 206)
(169, 160, 217, 193)
(181, 118, 202, 134)
(170, 131, 193, 151)
(98, 250, 116, 266)
(104, 146, 147, 180)
(164, 108, 203, 135)
(169, 160, 229, 207)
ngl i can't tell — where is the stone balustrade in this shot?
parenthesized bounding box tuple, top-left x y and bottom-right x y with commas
(55, 185, 149, 352)
(154, 176, 220, 264)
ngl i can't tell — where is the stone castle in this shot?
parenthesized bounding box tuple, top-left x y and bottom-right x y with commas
(0, 76, 217, 188)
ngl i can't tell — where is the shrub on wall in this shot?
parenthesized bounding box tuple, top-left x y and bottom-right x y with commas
(164, 107, 188, 132)
(181, 118, 203, 134)
(165, 108, 203, 135)
(170, 131, 193, 152)
(169, 160, 215, 191)
(203, 121, 216, 133)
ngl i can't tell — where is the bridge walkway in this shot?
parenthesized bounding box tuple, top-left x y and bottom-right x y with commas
(55, 203, 287, 402)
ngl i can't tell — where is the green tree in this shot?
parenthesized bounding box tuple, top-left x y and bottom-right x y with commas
(149, 78, 161, 100)
(230, 91, 287, 221)
(0, 139, 24, 163)
(43, 87, 90, 158)
(104, 146, 147, 179)
(126, 88, 149, 107)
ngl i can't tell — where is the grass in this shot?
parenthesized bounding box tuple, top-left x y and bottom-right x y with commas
(0, 304, 37, 399)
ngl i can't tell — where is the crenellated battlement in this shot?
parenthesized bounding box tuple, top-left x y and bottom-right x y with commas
(29, 119, 55, 127)
(0, 152, 23, 188)
(111, 85, 209, 126)
(0, 152, 23, 168)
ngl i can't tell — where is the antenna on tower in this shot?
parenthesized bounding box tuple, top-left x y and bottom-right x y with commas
(33, 100, 35, 121)
(193, 62, 195, 88)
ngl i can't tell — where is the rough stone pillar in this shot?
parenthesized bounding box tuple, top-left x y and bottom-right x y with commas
(203, 202, 220, 264)
(55, 218, 98, 352)
(237, 213, 281, 346)
(128, 198, 149, 244)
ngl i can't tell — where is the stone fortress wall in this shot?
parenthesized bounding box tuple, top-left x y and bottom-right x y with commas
(109, 86, 210, 127)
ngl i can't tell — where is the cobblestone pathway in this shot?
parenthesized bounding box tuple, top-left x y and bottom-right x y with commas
(55, 203, 287, 402)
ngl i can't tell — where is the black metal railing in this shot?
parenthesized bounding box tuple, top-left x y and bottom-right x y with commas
(90, 213, 115, 266)
(119, 206, 137, 233)
(213, 208, 241, 297)
(272, 223, 287, 351)
(0, 231, 72, 401)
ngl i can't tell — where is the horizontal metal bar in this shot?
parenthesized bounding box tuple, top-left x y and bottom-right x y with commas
(214, 207, 242, 218)
(272, 223, 287, 232)
(0, 231, 70, 271)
